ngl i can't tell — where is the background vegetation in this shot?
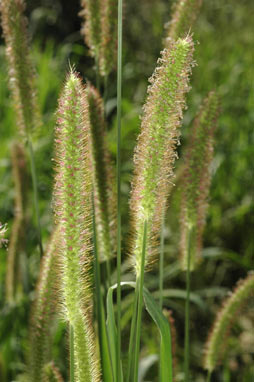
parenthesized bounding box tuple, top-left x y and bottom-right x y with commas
(0, 0, 253, 381)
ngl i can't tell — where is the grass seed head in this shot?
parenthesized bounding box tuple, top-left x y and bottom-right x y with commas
(130, 36, 194, 276)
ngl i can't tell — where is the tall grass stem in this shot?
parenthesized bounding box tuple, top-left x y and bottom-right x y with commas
(70, 323, 75, 382)
(133, 220, 148, 382)
(27, 138, 43, 257)
(207, 370, 212, 382)
(126, 284, 139, 382)
(184, 226, 193, 382)
(159, 214, 165, 310)
(116, 0, 123, 380)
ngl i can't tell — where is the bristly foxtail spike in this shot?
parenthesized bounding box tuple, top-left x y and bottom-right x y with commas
(79, 0, 101, 62)
(203, 272, 254, 373)
(43, 361, 64, 382)
(0, 0, 40, 136)
(28, 227, 61, 382)
(53, 71, 100, 382)
(179, 91, 220, 271)
(5, 142, 27, 304)
(129, 36, 195, 277)
(86, 84, 117, 262)
(165, 0, 202, 44)
(99, 0, 118, 76)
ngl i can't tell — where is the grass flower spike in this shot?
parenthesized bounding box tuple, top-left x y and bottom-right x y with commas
(5, 142, 27, 303)
(28, 227, 61, 382)
(80, 0, 101, 61)
(130, 36, 194, 276)
(87, 84, 116, 262)
(0, 0, 40, 136)
(166, 0, 202, 42)
(53, 70, 100, 382)
(99, 0, 118, 76)
(180, 91, 219, 271)
(204, 273, 254, 373)
(43, 362, 64, 382)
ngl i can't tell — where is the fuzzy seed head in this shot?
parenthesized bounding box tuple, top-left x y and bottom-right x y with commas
(80, 0, 101, 59)
(204, 273, 254, 372)
(180, 91, 219, 271)
(130, 37, 194, 276)
(0, 0, 40, 135)
(28, 227, 61, 382)
(43, 362, 64, 382)
(166, 0, 202, 43)
(5, 142, 27, 303)
(0, 222, 8, 248)
(87, 84, 116, 262)
(99, 0, 118, 76)
(53, 71, 100, 382)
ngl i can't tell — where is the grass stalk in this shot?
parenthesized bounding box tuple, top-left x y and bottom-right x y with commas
(116, 0, 123, 380)
(27, 137, 43, 257)
(70, 323, 75, 382)
(133, 220, 148, 382)
(207, 370, 212, 382)
(184, 225, 193, 382)
(159, 213, 165, 311)
(126, 284, 139, 382)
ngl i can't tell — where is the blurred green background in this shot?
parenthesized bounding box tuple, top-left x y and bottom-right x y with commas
(0, 0, 253, 381)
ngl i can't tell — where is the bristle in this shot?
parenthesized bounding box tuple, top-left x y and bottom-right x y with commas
(0, 0, 40, 135)
(87, 84, 116, 262)
(43, 361, 64, 382)
(179, 91, 219, 271)
(80, 0, 101, 60)
(5, 142, 27, 303)
(28, 227, 61, 382)
(53, 71, 100, 382)
(130, 37, 194, 276)
(99, 0, 118, 76)
(166, 0, 202, 43)
(203, 273, 254, 372)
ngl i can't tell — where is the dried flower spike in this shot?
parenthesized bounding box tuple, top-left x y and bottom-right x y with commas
(53, 70, 100, 382)
(130, 36, 194, 276)
(166, 0, 202, 43)
(204, 273, 254, 372)
(80, 0, 101, 61)
(87, 84, 116, 262)
(28, 227, 61, 382)
(0, 0, 40, 136)
(99, 0, 118, 76)
(180, 91, 219, 271)
(5, 142, 27, 303)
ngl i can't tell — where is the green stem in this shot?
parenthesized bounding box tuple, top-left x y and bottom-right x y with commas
(126, 284, 139, 382)
(159, 213, 165, 311)
(207, 370, 212, 382)
(184, 226, 193, 382)
(116, 0, 123, 381)
(133, 220, 148, 382)
(27, 137, 43, 257)
(70, 323, 75, 382)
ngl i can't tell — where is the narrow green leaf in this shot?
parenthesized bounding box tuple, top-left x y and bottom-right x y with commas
(143, 289, 173, 382)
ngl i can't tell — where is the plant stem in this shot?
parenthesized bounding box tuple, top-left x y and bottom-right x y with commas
(70, 323, 75, 382)
(27, 137, 43, 257)
(207, 370, 212, 382)
(159, 213, 165, 311)
(116, 0, 123, 380)
(184, 226, 193, 382)
(126, 284, 139, 382)
(133, 220, 148, 382)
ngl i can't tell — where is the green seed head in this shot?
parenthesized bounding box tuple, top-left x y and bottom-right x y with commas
(28, 227, 61, 382)
(80, 0, 101, 59)
(87, 84, 117, 261)
(53, 70, 100, 382)
(99, 0, 118, 76)
(180, 91, 219, 271)
(130, 36, 194, 276)
(43, 362, 64, 382)
(0, 0, 40, 136)
(166, 0, 202, 43)
(204, 273, 254, 372)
